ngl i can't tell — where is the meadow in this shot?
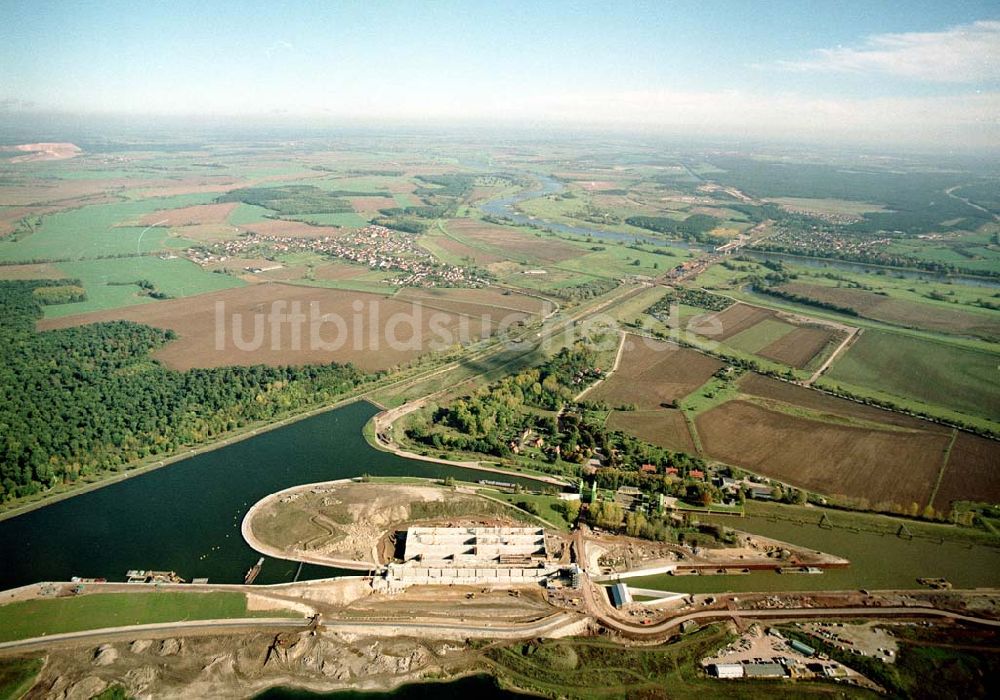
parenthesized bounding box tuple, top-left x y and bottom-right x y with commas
(824, 329, 1000, 421)
(0, 194, 215, 262)
(44, 257, 245, 317)
(0, 592, 296, 643)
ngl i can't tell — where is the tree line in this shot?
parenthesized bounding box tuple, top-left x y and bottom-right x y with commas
(0, 280, 370, 502)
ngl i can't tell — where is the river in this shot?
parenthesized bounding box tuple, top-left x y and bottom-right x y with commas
(0, 402, 541, 590)
(482, 175, 999, 288)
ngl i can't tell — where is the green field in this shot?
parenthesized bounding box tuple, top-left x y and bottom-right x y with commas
(723, 317, 796, 353)
(0, 592, 299, 643)
(0, 657, 43, 700)
(825, 329, 1000, 421)
(43, 257, 245, 317)
(228, 203, 274, 226)
(555, 245, 684, 279)
(485, 627, 875, 699)
(0, 194, 215, 262)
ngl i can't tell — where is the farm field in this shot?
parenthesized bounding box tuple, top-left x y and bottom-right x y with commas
(723, 317, 797, 353)
(767, 196, 887, 216)
(692, 301, 845, 369)
(39, 282, 500, 372)
(0, 193, 216, 261)
(42, 257, 245, 317)
(238, 218, 346, 238)
(0, 262, 67, 279)
(695, 399, 950, 510)
(606, 408, 696, 453)
(824, 329, 1000, 421)
(394, 286, 553, 316)
(778, 281, 1000, 341)
(932, 433, 1000, 513)
(445, 217, 583, 265)
(0, 592, 295, 643)
(739, 374, 950, 432)
(757, 325, 842, 368)
(587, 335, 724, 409)
(702, 302, 775, 341)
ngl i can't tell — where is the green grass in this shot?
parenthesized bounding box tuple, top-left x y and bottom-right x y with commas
(0, 592, 299, 643)
(825, 329, 1000, 421)
(483, 491, 574, 530)
(0, 194, 215, 262)
(0, 657, 42, 700)
(555, 245, 684, 279)
(43, 257, 244, 317)
(485, 628, 876, 699)
(228, 203, 274, 226)
(723, 317, 796, 353)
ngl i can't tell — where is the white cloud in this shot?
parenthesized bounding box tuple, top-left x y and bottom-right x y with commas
(773, 20, 1000, 83)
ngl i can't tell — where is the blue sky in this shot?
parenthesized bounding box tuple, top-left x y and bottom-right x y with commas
(1, 1, 998, 145)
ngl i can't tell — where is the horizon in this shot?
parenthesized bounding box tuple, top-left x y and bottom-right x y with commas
(2, 0, 999, 150)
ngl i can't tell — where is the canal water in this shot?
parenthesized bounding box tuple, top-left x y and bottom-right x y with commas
(625, 512, 1000, 594)
(0, 401, 540, 590)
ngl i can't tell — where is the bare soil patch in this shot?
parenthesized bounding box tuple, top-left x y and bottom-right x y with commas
(606, 409, 695, 453)
(447, 218, 581, 264)
(933, 433, 1000, 512)
(0, 262, 67, 280)
(238, 219, 346, 238)
(314, 262, 368, 281)
(433, 235, 505, 265)
(757, 325, 841, 368)
(696, 400, 950, 508)
(6, 142, 81, 162)
(739, 374, 950, 433)
(588, 335, 724, 409)
(136, 202, 238, 226)
(38, 283, 497, 372)
(395, 287, 550, 316)
(246, 481, 545, 568)
(349, 196, 397, 213)
(702, 303, 775, 341)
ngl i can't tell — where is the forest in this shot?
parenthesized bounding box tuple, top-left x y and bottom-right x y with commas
(0, 280, 370, 502)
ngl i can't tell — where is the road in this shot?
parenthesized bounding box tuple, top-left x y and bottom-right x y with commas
(0, 611, 585, 655)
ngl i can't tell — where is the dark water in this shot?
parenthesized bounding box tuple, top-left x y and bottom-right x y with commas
(0, 401, 539, 590)
(480, 174, 703, 252)
(627, 512, 1000, 594)
(255, 675, 529, 699)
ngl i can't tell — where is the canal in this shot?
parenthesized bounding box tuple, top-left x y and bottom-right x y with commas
(0, 401, 542, 590)
(625, 511, 1000, 594)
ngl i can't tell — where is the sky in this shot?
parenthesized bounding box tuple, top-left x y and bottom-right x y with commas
(1, 0, 998, 148)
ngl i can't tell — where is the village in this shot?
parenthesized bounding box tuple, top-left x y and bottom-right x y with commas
(189, 224, 490, 288)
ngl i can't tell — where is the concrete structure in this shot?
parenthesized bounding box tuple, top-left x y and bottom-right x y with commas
(608, 583, 632, 609)
(403, 526, 548, 567)
(384, 526, 558, 587)
(711, 663, 745, 679)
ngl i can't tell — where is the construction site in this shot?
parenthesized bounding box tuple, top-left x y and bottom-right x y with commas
(384, 525, 558, 585)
